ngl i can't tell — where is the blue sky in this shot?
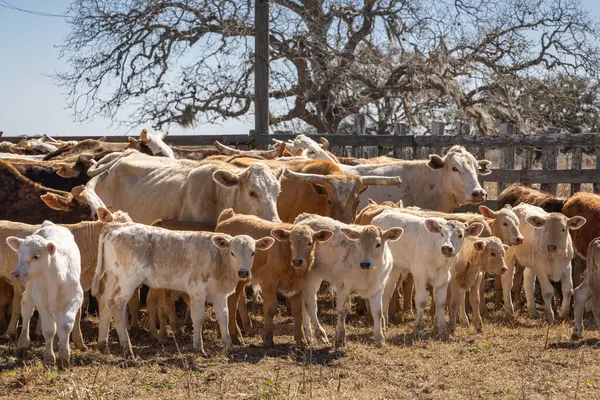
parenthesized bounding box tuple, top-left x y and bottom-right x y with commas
(1, 0, 599, 137)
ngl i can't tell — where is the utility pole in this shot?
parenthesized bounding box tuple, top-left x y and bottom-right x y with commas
(254, 0, 270, 135)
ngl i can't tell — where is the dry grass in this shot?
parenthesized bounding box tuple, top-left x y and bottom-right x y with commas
(1, 293, 600, 400)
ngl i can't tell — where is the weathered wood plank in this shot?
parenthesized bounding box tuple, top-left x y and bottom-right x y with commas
(431, 121, 444, 156)
(353, 114, 366, 158)
(540, 146, 559, 195)
(1, 134, 253, 147)
(571, 147, 583, 195)
(595, 146, 600, 194)
(254, 0, 270, 135)
(453, 200, 498, 213)
(498, 123, 516, 193)
(480, 169, 600, 184)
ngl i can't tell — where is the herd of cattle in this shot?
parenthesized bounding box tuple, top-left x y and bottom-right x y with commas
(0, 131, 599, 368)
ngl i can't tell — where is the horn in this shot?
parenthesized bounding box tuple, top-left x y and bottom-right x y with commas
(284, 169, 331, 186)
(265, 142, 286, 158)
(140, 129, 149, 142)
(71, 185, 85, 197)
(214, 140, 240, 155)
(361, 176, 402, 186)
(319, 137, 329, 150)
(98, 136, 107, 142)
(86, 170, 110, 192)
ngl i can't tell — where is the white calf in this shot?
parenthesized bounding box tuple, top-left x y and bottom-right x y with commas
(501, 203, 585, 322)
(92, 223, 274, 357)
(371, 210, 484, 339)
(572, 238, 600, 339)
(294, 213, 403, 347)
(7, 221, 83, 367)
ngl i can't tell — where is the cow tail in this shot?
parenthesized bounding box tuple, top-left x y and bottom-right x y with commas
(91, 229, 108, 297)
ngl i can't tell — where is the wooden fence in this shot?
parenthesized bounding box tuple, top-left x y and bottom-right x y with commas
(5, 120, 600, 200)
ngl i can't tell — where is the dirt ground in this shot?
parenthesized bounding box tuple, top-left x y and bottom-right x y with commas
(1, 291, 600, 400)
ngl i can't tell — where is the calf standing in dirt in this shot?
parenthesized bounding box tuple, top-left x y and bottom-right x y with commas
(7, 221, 83, 367)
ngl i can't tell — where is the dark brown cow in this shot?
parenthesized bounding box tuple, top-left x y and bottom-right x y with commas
(43, 138, 129, 161)
(8, 154, 95, 191)
(498, 183, 566, 213)
(0, 160, 94, 224)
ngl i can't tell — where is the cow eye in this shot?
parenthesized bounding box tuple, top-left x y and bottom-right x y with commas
(308, 242, 313, 247)
(452, 167, 459, 172)
(502, 222, 508, 226)
(562, 228, 566, 232)
(376, 243, 381, 248)
(230, 252, 235, 257)
(249, 191, 258, 198)
(491, 252, 496, 257)
(327, 200, 333, 206)
(458, 234, 463, 239)
(33, 255, 40, 259)
(251, 252, 255, 256)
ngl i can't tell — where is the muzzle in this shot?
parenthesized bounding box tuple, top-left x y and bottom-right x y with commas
(238, 270, 250, 279)
(360, 261, 372, 270)
(291, 259, 304, 268)
(441, 246, 455, 257)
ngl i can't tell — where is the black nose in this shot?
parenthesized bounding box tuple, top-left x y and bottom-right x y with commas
(516, 237, 524, 244)
(292, 259, 304, 268)
(238, 270, 250, 279)
(442, 246, 454, 256)
(547, 245, 557, 252)
(360, 262, 371, 269)
(472, 189, 487, 199)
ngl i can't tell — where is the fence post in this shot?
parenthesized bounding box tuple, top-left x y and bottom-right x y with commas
(393, 123, 410, 159)
(521, 130, 533, 187)
(498, 123, 516, 194)
(431, 120, 444, 156)
(571, 147, 583, 195)
(540, 129, 559, 195)
(353, 114, 366, 158)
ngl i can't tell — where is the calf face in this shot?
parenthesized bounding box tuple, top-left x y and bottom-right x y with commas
(340, 225, 403, 270)
(480, 205, 524, 245)
(473, 237, 509, 275)
(212, 234, 275, 279)
(270, 226, 333, 268)
(425, 219, 484, 257)
(6, 234, 56, 281)
(428, 146, 490, 205)
(213, 163, 284, 223)
(526, 213, 586, 253)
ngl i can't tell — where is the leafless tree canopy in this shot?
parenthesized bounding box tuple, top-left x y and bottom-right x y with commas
(57, 0, 600, 133)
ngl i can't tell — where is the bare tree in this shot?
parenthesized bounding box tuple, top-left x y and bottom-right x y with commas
(57, 0, 600, 133)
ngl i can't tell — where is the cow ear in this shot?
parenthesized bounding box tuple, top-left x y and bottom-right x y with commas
(41, 193, 72, 211)
(382, 227, 403, 242)
(567, 216, 586, 230)
(213, 170, 240, 188)
(46, 242, 56, 256)
(127, 137, 138, 145)
(273, 167, 285, 182)
(359, 186, 369, 194)
(256, 237, 275, 251)
(526, 215, 546, 228)
(397, 200, 404, 208)
(270, 228, 291, 242)
(97, 207, 114, 223)
(340, 228, 361, 241)
(367, 198, 377, 206)
(503, 244, 510, 251)
(140, 129, 149, 143)
(466, 222, 484, 237)
(424, 219, 443, 234)
(311, 184, 327, 196)
(56, 163, 79, 178)
(6, 236, 24, 252)
(473, 241, 485, 252)
(161, 131, 169, 139)
(478, 160, 492, 175)
(313, 229, 333, 243)
(212, 235, 231, 249)
(427, 154, 445, 169)
(478, 205, 496, 219)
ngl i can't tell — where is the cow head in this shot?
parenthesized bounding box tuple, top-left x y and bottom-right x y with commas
(40, 191, 94, 221)
(213, 163, 284, 223)
(6, 233, 57, 281)
(127, 129, 175, 158)
(340, 225, 403, 270)
(284, 170, 401, 223)
(212, 234, 274, 279)
(525, 213, 586, 254)
(472, 237, 509, 275)
(428, 146, 490, 205)
(271, 226, 333, 269)
(479, 204, 524, 246)
(275, 135, 338, 163)
(54, 154, 96, 178)
(424, 219, 484, 258)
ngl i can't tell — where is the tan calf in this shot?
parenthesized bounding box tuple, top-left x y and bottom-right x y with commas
(572, 238, 600, 339)
(215, 209, 333, 347)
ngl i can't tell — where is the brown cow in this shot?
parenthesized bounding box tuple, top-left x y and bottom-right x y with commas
(8, 154, 95, 191)
(215, 209, 333, 347)
(563, 192, 600, 258)
(0, 160, 95, 224)
(572, 238, 600, 340)
(0, 278, 12, 334)
(498, 183, 566, 213)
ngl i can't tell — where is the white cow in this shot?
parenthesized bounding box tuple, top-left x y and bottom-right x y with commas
(501, 203, 586, 322)
(339, 146, 491, 212)
(7, 221, 83, 367)
(572, 238, 600, 339)
(371, 209, 484, 339)
(88, 152, 284, 224)
(294, 213, 403, 347)
(92, 223, 274, 357)
(274, 135, 338, 163)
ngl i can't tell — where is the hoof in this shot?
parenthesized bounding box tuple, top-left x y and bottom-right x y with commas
(96, 342, 110, 355)
(14, 347, 27, 358)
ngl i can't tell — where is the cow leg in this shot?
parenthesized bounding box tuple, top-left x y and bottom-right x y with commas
(413, 277, 428, 338)
(402, 272, 414, 314)
(494, 274, 503, 308)
(501, 256, 516, 318)
(156, 290, 170, 344)
(127, 287, 140, 330)
(4, 286, 23, 338)
(289, 292, 306, 347)
(368, 290, 385, 347)
(15, 289, 34, 357)
(166, 292, 181, 334)
(388, 276, 402, 319)
(57, 303, 78, 368)
(261, 287, 278, 347)
(97, 293, 112, 354)
(513, 262, 525, 309)
(213, 295, 232, 353)
(537, 272, 555, 323)
(355, 298, 368, 316)
(189, 294, 207, 355)
(478, 274, 487, 317)
(448, 281, 463, 334)
(146, 289, 159, 341)
(303, 276, 327, 345)
(382, 266, 403, 326)
(237, 286, 252, 333)
(113, 296, 134, 358)
(72, 307, 86, 351)
(334, 288, 351, 348)
(227, 282, 246, 346)
(469, 273, 484, 333)
(39, 309, 57, 366)
(558, 264, 574, 319)
(458, 293, 469, 326)
(0, 304, 6, 334)
(571, 281, 590, 339)
(433, 283, 449, 340)
(82, 291, 90, 318)
(523, 267, 539, 319)
(591, 295, 600, 331)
